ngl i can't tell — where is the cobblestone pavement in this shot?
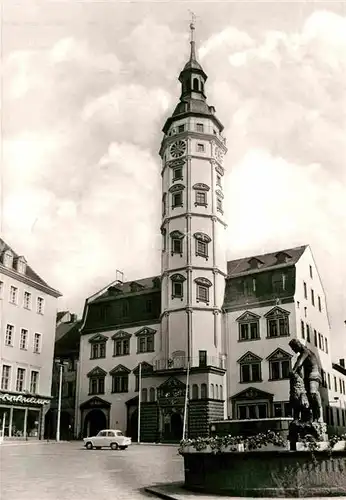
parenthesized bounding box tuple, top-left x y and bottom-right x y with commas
(0, 441, 183, 500)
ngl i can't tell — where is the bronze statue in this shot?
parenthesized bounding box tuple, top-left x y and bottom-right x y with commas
(289, 338, 323, 422)
(288, 339, 326, 448)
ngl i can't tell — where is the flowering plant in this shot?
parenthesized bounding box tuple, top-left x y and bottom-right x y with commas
(178, 430, 287, 454)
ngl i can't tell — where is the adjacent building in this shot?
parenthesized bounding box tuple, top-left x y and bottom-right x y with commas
(0, 239, 61, 439)
(44, 311, 81, 440)
(76, 22, 346, 442)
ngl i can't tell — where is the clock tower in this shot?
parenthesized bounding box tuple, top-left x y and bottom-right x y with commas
(156, 20, 228, 433)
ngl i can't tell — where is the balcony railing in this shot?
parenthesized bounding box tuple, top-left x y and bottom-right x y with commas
(153, 355, 226, 372)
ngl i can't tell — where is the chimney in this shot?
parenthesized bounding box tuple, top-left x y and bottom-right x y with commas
(339, 359, 345, 368)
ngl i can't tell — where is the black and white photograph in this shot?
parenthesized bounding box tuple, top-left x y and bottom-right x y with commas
(0, 1, 346, 499)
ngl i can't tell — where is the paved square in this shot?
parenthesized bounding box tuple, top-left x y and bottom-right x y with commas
(0, 442, 183, 500)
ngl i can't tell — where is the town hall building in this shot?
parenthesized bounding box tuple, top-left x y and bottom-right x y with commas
(76, 22, 346, 442)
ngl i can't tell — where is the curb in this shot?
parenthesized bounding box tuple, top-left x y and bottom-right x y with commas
(145, 486, 177, 500)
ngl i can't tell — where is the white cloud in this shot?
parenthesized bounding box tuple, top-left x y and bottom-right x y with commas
(2, 9, 346, 351)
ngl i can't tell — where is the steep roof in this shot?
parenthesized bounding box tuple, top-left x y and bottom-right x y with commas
(55, 320, 81, 356)
(0, 238, 61, 297)
(92, 275, 161, 303)
(227, 245, 307, 278)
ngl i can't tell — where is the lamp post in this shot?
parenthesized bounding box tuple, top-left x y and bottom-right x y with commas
(137, 362, 142, 444)
(56, 360, 64, 442)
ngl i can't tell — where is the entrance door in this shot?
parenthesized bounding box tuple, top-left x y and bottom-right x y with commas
(128, 408, 138, 441)
(171, 412, 183, 441)
(83, 409, 107, 437)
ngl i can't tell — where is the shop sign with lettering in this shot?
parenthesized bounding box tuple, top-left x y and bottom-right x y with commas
(0, 392, 50, 406)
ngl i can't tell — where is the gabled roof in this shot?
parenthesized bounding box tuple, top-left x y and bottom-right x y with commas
(236, 311, 261, 322)
(0, 238, 61, 297)
(87, 366, 107, 377)
(227, 245, 307, 277)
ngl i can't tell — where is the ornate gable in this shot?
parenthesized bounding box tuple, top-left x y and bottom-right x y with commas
(87, 366, 107, 378)
(169, 183, 185, 193)
(192, 183, 210, 191)
(111, 330, 131, 340)
(80, 396, 111, 409)
(133, 361, 153, 374)
(134, 327, 157, 337)
(109, 364, 131, 375)
(264, 306, 290, 319)
(237, 351, 262, 364)
(88, 333, 108, 344)
(266, 348, 292, 361)
(236, 311, 261, 323)
(231, 387, 274, 400)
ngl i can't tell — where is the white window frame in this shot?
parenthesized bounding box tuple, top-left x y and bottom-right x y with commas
(5, 324, 14, 346)
(9, 286, 18, 305)
(16, 367, 26, 392)
(23, 291, 32, 310)
(1, 364, 11, 390)
(196, 142, 205, 153)
(20, 328, 28, 350)
(37, 296, 45, 314)
(33, 332, 41, 354)
(30, 370, 39, 394)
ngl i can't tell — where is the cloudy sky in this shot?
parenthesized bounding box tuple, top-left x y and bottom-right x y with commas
(1, 1, 345, 355)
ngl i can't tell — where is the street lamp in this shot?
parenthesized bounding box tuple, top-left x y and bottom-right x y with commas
(56, 360, 64, 442)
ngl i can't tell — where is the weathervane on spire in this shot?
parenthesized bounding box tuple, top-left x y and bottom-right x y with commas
(188, 10, 197, 41)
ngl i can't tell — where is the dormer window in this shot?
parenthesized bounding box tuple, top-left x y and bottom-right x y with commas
(248, 257, 263, 270)
(3, 250, 13, 268)
(275, 251, 291, 264)
(16, 256, 27, 274)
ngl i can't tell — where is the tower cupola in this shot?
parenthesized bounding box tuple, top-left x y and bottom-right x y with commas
(178, 21, 207, 100)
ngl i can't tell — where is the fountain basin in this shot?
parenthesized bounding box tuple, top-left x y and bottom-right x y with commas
(181, 448, 346, 497)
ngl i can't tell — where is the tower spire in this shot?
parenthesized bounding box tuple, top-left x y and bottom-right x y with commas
(189, 11, 197, 62)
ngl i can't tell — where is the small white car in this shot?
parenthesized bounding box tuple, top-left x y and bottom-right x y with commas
(84, 429, 131, 450)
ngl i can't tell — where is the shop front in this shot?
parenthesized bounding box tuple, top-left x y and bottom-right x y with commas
(0, 391, 51, 439)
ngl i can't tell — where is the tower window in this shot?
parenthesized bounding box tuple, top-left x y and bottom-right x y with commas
(216, 175, 222, 187)
(193, 232, 211, 260)
(193, 78, 199, 91)
(196, 240, 208, 258)
(173, 166, 183, 181)
(162, 193, 167, 216)
(172, 191, 183, 208)
(195, 191, 207, 207)
(178, 124, 185, 133)
(170, 230, 184, 256)
(311, 289, 315, 306)
(170, 273, 186, 300)
(197, 286, 208, 302)
(195, 277, 212, 304)
(172, 238, 182, 255)
(196, 123, 204, 133)
(216, 197, 223, 213)
(196, 143, 205, 153)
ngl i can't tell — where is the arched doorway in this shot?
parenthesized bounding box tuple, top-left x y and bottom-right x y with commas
(83, 409, 107, 437)
(171, 412, 183, 441)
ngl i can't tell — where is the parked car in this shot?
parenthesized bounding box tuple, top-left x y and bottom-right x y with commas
(83, 429, 131, 450)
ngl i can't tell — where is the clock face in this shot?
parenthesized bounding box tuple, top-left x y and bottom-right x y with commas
(170, 140, 186, 158)
(215, 146, 224, 163)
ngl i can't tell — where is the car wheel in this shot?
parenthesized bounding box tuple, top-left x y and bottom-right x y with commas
(110, 443, 119, 450)
(86, 442, 93, 450)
